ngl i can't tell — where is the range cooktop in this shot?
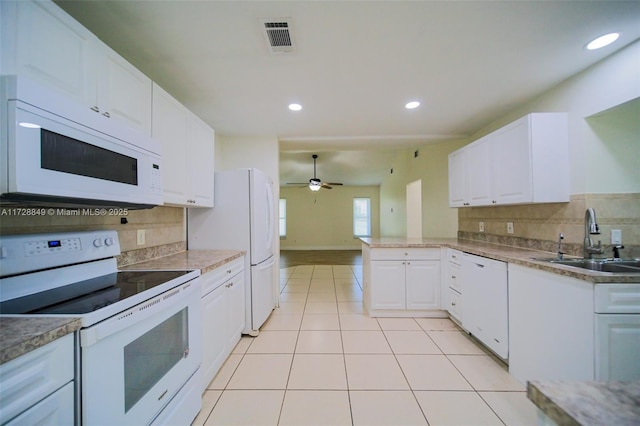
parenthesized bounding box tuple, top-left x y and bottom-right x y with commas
(0, 270, 192, 315)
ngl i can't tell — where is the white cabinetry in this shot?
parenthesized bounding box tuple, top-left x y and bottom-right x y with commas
(363, 246, 441, 317)
(201, 257, 245, 391)
(0, 333, 75, 425)
(594, 284, 640, 381)
(448, 113, 568, 207)
(508, 264, 594, 385)
(1, 0, 152, 135)
(152, 83, 215, 207)
(460, 253, 508, 359)
(444, 249, 463, 323)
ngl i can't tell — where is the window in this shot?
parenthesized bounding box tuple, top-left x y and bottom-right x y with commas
(353, 198, 371, 237)
(279, 199, 287, 238)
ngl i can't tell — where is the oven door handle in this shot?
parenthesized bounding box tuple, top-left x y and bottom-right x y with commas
(81, 282, 196, 347)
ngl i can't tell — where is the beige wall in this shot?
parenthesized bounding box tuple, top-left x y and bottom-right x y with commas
(379, 139, 468, 238)
(280, 185, 380, 250)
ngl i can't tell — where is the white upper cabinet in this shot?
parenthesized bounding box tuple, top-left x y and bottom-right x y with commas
(152, 83, 214, 208)
(1, 0, 152, 135)
(96, 44, 152, 135)
(448, 113, 569, 207)
(1, 0, 98, 106)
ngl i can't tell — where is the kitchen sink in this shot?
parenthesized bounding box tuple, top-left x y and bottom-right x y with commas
(532, 257, 640, 273)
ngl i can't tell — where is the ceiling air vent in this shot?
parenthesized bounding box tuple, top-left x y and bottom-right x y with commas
(261, 18, 296, 54)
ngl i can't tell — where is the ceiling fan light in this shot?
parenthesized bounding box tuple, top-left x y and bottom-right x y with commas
(309, 182, 322, 191)
(586, 33, 619, 50)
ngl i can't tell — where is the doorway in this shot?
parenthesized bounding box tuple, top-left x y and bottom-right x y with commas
(406, 179, 422, 238)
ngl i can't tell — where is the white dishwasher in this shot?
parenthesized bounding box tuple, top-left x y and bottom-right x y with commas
(460, 253, 509, 359)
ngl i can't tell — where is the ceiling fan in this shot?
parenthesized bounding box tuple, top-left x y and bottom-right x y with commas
(287, 154, 344, 191)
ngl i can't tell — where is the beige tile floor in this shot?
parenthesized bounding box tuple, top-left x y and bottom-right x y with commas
(193, 265, 538, 426)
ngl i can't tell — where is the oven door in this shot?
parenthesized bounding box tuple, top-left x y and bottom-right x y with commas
(80, 279, 201, 426)
(4, 99, 162, 207)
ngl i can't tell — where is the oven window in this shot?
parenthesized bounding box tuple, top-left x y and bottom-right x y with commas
(41, 128, 138, 185)
(124, 308, 189, 413)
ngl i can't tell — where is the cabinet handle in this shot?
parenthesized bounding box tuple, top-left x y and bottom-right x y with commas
(102, 111, 110, 118)
(227, 269, 232, 274)
(492, 200, 497, 204)
(90, 106, 100, 113)
(494, 338, 500, 343)
(451, 302, 456, 306)
(475, 263, 485, 268)
(451, 275, 456, 279)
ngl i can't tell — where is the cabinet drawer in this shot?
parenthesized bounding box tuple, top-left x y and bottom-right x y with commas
(448, 288, 461, 320)
(448, 263, 462, 293)
(371, 248, 440, 261)
(447, 249, 463, 265)
(0, 333, 74, 424)
(201, 257, 244, 296)
(595, 284, 640, 314)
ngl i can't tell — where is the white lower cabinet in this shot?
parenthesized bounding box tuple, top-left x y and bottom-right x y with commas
(0, 333, 75, 425)
(508, 264, 595, 385)
(460, 253, 508, 359)
(594, 284, 640, 381)
(444, 249, 463, 324)
(200, 257, 245, 392)
(363, 246, 441, 317)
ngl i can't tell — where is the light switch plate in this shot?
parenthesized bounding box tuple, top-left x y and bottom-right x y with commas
(507, 222, 514, 234)
(479, 221, 485, 232)
(611, 229, 622, 245)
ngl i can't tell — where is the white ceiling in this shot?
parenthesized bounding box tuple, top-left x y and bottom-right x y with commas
(55, 1, 640, 186)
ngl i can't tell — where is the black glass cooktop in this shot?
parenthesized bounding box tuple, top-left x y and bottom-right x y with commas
(0, 270, 191, 315)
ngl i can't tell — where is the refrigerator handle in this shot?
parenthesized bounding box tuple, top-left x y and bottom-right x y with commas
(258, 256, 276, 270)
(265, 179, 275, 252)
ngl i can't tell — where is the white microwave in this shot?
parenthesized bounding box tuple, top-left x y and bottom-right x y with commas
(0, 75, 163, 209)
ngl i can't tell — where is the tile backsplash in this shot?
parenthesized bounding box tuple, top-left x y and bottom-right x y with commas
(458, 193, 640, 258)
(0, 206, 186, 265)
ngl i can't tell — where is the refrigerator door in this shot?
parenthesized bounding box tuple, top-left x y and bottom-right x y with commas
(250, 169, 275, 265)
(250, 255, 276, 331)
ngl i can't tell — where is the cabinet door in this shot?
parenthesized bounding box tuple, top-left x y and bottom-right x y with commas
(448, 149, 467, 207)
(4, 382, 74, 426)
(370, 261, 405, 310)
(492, 116, 532, 204)
(3, 0, 98, 106)
(98, 44, 152, 135)
(595, 314, 640, 381)
(226, 274, 246, 348)
(406, 260, 440, 310)
(188, 114, 215, 207)
(152, 84, 190, 205)
(466, 137, 494, 205)
(201, 284, 227, 391)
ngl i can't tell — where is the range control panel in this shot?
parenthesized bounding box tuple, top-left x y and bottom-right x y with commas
(0, 230, 120, 277)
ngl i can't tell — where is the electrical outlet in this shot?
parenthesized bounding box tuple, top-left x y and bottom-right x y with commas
(611, 229, 622, 245)
(137, 229, 146, 246)
(479, 221, 485, 232)
(507, 222, 514, 234)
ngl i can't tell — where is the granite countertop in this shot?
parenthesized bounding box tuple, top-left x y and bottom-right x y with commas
(360, 237, 640, 283)
(0, 317, 82, 365)
(528, 380, 640, 426)
(120, 249, 245, 275)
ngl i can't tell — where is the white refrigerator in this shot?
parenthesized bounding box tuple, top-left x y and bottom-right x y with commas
(188, 168, 276, 335)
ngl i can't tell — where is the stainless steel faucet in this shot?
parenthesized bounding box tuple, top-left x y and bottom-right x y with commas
(583, 208, 604, 258)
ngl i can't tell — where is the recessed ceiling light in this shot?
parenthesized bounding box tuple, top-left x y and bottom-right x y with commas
(586, 33, 619, 50)
(405, 101, 420, 109)
(288, 103, 302, 111)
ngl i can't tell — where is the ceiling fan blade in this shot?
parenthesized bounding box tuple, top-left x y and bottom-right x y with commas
(325, 182, 343, 186)
(321, 183, 333, 189)
(286, 183, 309, 185)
